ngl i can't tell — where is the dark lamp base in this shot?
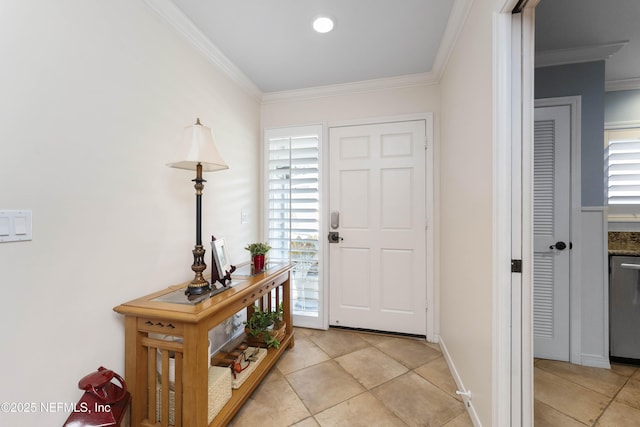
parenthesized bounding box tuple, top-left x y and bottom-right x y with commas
(185, 282, 211, 296)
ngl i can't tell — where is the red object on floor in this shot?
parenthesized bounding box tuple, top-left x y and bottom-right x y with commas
(63, 367, 131, 427)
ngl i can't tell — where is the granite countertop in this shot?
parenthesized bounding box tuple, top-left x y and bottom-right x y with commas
(609, 232, 640, 256)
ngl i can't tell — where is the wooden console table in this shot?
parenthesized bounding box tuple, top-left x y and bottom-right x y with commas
(113, 263, 294, 427)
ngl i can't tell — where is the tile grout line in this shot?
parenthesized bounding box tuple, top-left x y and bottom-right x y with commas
(279, 343, 411, 426)
(534, 367, 615, 425)
(284, 330, 446, 426)
(334, 332, 462, 404)
(590, 373, 638, 426)
(535, 363, 638, 426)
(536, 363, 627, 398)
(279, 335, 377, 421)
(266, 328, 468, 426)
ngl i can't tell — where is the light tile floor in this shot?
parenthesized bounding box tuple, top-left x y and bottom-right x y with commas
(534, 358, 640, 426)
(229, 327, 472, 426)
(228, 327, 640, 426)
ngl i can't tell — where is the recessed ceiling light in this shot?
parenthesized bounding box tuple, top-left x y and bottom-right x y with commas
(313, 16, 334, 34)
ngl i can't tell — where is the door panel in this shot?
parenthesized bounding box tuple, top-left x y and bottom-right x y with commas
(381, 249, 413, 312)
(329, 120, 426, 335)
(341, 248, 371, 308)
(340, 170, 370, 228)
(533, 105, 571, 361)
(381, 168, 413, 228)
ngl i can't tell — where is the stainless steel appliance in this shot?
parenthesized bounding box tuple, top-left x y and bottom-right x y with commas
(610, 255, 640, 362)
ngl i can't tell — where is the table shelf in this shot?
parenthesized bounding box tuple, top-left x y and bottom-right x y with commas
(114, 263, 294, 427)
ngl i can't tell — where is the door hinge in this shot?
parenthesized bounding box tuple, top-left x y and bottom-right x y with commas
(511, 259, 522, 273)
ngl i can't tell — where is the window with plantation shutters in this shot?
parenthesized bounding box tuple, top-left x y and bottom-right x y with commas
(264, 125, 322, 326)
(606, 128, 640, 213)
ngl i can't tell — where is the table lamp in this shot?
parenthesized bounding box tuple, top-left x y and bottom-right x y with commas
(167, 118, 228, 295)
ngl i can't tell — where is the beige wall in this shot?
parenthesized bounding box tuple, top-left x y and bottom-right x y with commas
(261, 84, 440, 129)
(0, 1, 260, 425)
(439, 0, 495, 423)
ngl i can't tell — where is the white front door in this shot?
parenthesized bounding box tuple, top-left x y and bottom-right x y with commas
(328, 120, 426, 335)
(533, 105, 571, 361)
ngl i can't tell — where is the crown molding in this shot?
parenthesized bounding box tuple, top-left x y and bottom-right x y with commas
(143, 0, 263, 101)
(535, 41, 628, 69)
(429, 0, 473, 82)
(605, 119, 640, 130)
(261, 72, 437, 104)
(606, 78, 640, 92)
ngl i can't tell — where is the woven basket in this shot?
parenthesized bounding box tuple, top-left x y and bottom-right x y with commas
(244, 322, 286, 348)
(156, 365, 231, 425)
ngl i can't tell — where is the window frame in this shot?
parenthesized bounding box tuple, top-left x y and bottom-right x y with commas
(263, 125, 325, 329)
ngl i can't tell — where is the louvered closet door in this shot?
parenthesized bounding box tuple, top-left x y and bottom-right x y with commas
(533, 105, 571, 361)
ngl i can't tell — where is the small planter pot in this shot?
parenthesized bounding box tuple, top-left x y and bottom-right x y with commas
(252, 254, 265, 273)
(245, 321, 286, 348)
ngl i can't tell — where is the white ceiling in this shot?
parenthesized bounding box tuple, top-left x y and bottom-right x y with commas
(168, 0, 454, 93)
(154, 0, 640, 95)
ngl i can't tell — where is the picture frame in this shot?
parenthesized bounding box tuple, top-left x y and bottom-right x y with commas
(212, 237, 231, 279)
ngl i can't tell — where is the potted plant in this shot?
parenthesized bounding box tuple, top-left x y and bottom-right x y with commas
(244, 304, 284, 349)
(244, 242, 271, 273)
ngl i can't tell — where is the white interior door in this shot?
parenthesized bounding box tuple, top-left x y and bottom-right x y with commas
(533, 105, 571, 361)
(328, 120, 426, 335)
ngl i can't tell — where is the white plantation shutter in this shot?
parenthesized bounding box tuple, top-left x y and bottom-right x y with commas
(606, 129, 640, 205)
(265, 126, 322, 324)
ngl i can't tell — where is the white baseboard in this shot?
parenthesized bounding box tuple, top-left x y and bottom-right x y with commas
(580, 354, 611, 369)
(438, 335, 482, 426)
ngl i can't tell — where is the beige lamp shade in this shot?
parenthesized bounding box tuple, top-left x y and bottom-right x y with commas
(167, 118, 229, 172)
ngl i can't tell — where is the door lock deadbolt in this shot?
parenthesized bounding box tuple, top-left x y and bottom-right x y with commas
(328, 232, 343, 243)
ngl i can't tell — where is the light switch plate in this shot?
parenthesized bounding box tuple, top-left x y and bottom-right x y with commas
(0, 217, 9, 236)
(0, 210, 32, 243)
(14, 216, 27, 235)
